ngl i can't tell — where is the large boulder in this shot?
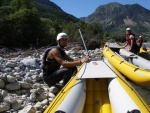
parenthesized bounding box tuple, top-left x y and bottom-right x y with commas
(86, 39, 102, 50)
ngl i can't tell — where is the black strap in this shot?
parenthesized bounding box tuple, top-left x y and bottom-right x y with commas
(127, 109, 141, 113)
(42, 46, 59, 65)
(55, 110, 66, 113)
(42, 48, 51, 65)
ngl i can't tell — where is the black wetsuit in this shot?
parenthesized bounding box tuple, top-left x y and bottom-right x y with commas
(42, 46, 77, 87)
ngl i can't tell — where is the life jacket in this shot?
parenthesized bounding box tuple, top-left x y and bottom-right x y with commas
(41, 46, 66, 75)
(126, 33, 136, 45)
(138, 38, 143, 44)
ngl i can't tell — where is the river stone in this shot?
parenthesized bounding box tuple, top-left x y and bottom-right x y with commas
(48, 93, 55, 98)
(39, 93, 47, 100)
(5, 82, 20, 90)
(41, 99, 48, 106)
(24, 77, 33, 83)
(0, 79, 5, 88)
(11, 101, 21, 110)
(20, 58, 39, 68)
(4, 96, 17, 104)
(3, 68, 12, 72)
(1, 89, 8, 97)
(0, 102, 10, 112)
(20, 81, 32, 89)
(7, 75, 16, 83)
(18, 105, 36, 113)
(6, 62, 16, 68)
(14, 67, 21, 72)
(31, 75, 41, 81)
(49, 86, 59, 94)
(34, 102, 42, 110)
(29, 92, 36, 102)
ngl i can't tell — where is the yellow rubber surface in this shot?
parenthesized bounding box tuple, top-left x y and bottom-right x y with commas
(82, 78, 112, 113)
(103, 45, 150, 86)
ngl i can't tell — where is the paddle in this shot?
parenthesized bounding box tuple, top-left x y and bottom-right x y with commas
(78, 27, 90, 57)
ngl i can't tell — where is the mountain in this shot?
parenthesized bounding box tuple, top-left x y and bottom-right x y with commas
(32, 0, 80, 22)
(80, 2, 150, 36)
(33, 0, 62, 10)
(1, 0, 80, 22)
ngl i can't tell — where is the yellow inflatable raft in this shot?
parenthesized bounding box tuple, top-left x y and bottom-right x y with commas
(44, 58, 150, 113)
(103, 43, 150, 86)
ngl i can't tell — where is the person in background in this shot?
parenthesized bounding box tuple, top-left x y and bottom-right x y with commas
(136, 35, 143, 48)
(41, 32, 90, 87)
(123, 28, 139, 54)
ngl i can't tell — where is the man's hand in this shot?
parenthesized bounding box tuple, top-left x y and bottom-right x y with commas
(81, 56, 90, 63)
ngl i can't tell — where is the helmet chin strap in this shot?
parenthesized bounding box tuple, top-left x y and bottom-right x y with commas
(59, 45, 65, 48)
(57, 43, 65, 49)
(57, 40, 68, 50)
(58, 44, 68, 51)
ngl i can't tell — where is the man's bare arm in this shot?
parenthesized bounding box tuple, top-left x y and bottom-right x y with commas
(50, 48, 81, 67)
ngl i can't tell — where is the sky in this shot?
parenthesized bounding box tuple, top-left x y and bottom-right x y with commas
(50, 0, 150, 18)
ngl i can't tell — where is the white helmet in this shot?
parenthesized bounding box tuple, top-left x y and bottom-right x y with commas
(126, 28, 131, 31)
(57, 33, 68, 41)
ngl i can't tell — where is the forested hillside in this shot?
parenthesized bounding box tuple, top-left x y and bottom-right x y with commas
(2, 1, 149, 48)
(0, 0, 103, 48)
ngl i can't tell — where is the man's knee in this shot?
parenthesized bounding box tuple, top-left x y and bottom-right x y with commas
(70, 67, 77, 75)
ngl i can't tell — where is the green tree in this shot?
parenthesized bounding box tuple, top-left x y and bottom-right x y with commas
(1, 0, 13, 6)
(0, 6, 13, 17)
(40, 18, 55, 46)
(0, 6, 13, 45)
(10, 0, 32, 11)
(0, 8, 43, 47)
(0, 0, 2, 7)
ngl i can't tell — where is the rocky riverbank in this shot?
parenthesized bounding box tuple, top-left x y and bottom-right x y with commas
(0, 46, 102, 113)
